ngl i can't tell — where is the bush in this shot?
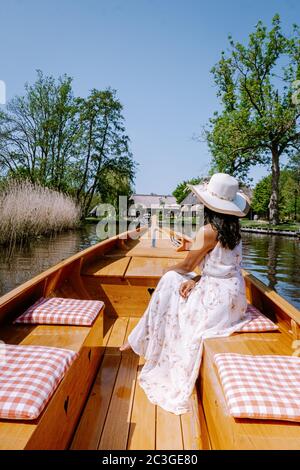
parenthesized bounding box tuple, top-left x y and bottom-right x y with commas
(0, 180, 81, 248)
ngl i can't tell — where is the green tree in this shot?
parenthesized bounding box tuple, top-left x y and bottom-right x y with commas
(251, 176, 272, 217)
(0, 71, 79, 189)
(281, 159, 300, 221)
(172, 177, 203, 203)
(285, 153, 300, 220)
(0, 72, 136, 215)
(252, 169, 300, 220)
(75, 89, 136, 215)
(207, 15, 300, 224)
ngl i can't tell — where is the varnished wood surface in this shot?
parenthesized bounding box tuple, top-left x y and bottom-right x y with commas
(82, 256, 131, 278)
(124, 246, 187, 259)
(70, 315, 203, 450)
(125, 256, 182, 278)
(200, 326, 300, 450)
(0, 309, 104, 450)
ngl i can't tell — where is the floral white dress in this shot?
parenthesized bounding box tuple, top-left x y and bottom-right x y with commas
(128, 240, 250, 415)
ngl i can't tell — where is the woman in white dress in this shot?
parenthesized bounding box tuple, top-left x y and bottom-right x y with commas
(120, 173, 251, 415)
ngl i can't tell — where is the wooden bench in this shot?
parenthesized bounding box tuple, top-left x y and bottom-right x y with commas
(0, 227, 144, 449)
(81, 254, 199, 318)
(199, 323, 300, 450)
(0, 305, 104, 450)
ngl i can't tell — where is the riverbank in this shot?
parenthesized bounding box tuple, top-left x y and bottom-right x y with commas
(0, 181, 81, 249)
(241, 227, 300, 237)
(240, 219, 300, 237)
(240, 219, 300, 231)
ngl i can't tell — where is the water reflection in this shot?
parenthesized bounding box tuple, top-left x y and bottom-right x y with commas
(0, 225, 299, 310)
(242, 232, 300, 309)
(0, 224, 99, 296)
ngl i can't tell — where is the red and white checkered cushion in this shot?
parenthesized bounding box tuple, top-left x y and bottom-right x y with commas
(14, 297, 104, 326)
(215, 353, 300, 422)
(0, 344, 77, 420)
(236, 304, 278, 333)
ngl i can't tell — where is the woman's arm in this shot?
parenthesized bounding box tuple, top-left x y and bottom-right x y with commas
(164, 224, 217, 275)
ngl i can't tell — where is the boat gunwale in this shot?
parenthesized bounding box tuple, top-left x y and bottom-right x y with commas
(0, 225, 298, 327)
(0, 227, 146, 309)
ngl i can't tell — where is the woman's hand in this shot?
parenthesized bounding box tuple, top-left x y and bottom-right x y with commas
(179, 279, 196, 298)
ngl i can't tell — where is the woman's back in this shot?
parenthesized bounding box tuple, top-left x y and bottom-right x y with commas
(200, 240, 243, 279)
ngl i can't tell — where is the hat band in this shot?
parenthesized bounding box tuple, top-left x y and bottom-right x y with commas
(207, 188, 235, 202)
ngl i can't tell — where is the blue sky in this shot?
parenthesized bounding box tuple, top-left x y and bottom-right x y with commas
(0, 0, 298, 194)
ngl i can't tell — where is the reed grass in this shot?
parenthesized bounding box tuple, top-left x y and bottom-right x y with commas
(0, 181, 81, 249)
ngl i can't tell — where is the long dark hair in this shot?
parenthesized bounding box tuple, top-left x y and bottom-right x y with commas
(204, 206, 241, 250)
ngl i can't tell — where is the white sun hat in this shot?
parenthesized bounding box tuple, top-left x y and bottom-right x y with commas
(187, 173, 250, 217)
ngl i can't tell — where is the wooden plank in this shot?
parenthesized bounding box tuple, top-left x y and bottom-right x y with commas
(180, 388, 202, 450)
(197, 386, 211, 450)
(82, 256, 131, 278)
(98, 352, 139, 450)
(156, 406, 183, 450)
(71, 317, 141, 450)
(124, 245, 187, 259)
(127, 361, 156, 450)
(89, 282, 151, 317)
(125, 257, 182, 278)
(70, 354, 121, 450)
(103, 315, 117, 347)
(0, 422, 35, 450)
(19, 325, 90, 352)
(124, 317, 140, 343)
(105, 317, 129, 355)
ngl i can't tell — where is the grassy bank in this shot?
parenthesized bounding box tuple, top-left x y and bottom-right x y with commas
(240, 219, 300, 232)
(0, 181, 81, 248)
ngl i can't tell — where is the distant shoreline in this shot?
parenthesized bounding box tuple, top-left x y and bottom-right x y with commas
(241, 227, 299, 237)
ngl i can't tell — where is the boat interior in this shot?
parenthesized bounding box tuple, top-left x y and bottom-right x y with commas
(0, 226, 300, 450)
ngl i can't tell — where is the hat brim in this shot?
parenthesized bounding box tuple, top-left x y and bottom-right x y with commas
(187, 184, 250, 217)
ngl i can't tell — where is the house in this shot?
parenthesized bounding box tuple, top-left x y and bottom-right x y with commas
(128, 193, 181, 218)
(180, 192, 203, 216)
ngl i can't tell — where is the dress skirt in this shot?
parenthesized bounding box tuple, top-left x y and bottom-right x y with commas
(128, 269, 249, 415)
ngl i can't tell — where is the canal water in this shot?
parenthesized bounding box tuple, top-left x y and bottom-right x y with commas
(0, 224, 299, 310)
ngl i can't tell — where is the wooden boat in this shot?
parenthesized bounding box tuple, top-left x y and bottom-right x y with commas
(0, 225, 300, 450)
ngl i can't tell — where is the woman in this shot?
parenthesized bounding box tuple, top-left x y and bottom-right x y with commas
(120, 173, 251, 415)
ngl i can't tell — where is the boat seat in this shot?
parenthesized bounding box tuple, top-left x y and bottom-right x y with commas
(81, 254, 200, 318)
(123, 246, 187, 259)
(200, 324, 300, 449)
(81, 256, 131, 279)
(125, 256, 189, 280)
(0, 344, 77, 420)
(0, 302, 105, 450)
(125, 256, 200, 281)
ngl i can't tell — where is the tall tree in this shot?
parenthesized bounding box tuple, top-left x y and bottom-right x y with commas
(252, 169, 300, 221)
(0, 73, 136, 214)
(207, 15, 300, 224)
(251, 175, 272, 218)
(0, 71, 79, 189)
(173, 177, 203, 203)
(75, 89, 135, 215)
(284, 153, 300, 220)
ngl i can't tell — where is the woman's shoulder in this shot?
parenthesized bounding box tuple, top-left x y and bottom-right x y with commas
(190, 224, 217, 251)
